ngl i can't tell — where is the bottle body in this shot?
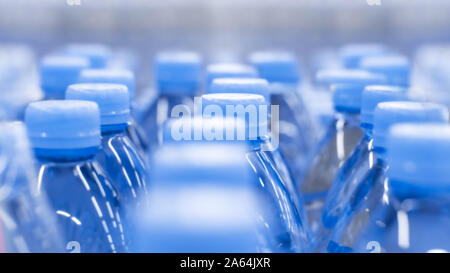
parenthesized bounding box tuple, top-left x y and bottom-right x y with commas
(270, 84, 317, 185)
(299, 112, 364, 234)
(326, 159, 388, 253)
(246, 139, 311, 252)
(36, 155, 126, 253)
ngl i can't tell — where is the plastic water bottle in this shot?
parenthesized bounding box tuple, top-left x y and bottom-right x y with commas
(248, 51, 318, 184)
(351, 123, 450, 253)
(316, 86, 407, 250)
(24, 100, 127, 253)
(141, 51, 202, 145)
(62, 44, 112, 69)
(300, 69, 385, 234)
(0, 122, 63, 252)
(338, 44, 388, 69)
(199, 93, 311, 252)
(205, 63, 257, 91)
(204, 79, 300, 204)
(326, 102, 449, 253)
(40, 55, 90, 99)
(66, 83, 148, 243)
(360, 55, 411, 87)
(77, 68, 149, 156)
(130, 142, 270, 252)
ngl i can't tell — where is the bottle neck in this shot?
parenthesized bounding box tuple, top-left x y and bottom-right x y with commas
(335, 112, 361, 127)
(34, 146, 98, 163)
(101, 123, 128, 136)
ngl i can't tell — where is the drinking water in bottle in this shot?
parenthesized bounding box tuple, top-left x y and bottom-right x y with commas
(24, 100, 127, 253)
(40, 55, 90, 99)
(326, 102, 449, 253)
(316, 85, 407, 250)
(66, 83, 149, 243)
(0, 122, 63, 252)
(300, 69, 385, 234)
(77, 68, 149, 156)
(248, 50, 318, 183)
(351, 123, 450, 253)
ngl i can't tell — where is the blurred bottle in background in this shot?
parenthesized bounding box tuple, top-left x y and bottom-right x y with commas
(0, 44, 43, 121)
(300, 69, 385, 234)
(140, 51, 203, 146)
(249, 50, 318, 185)
(62, 43, 112, 69)
(327, 102, 449, 253)
(0, 122, 63, 252)
(24, 100, 126, 253)
(205, 63, 258, 92)
(40, 55, 90, 100)
(131, 143, 268, 252)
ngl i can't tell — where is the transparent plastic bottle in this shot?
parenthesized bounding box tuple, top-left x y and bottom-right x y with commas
(24, 100, 127, 253)
(316, 86, 407, 250)
(351, 123, 450, 253)
(326, 102, 449, 253)
(199, 93, 310, 252)
(139, 51, 203, 147)
(300, 69, 385, 234)
(249, 51, 318, 183)
(66, 83, 149, 246)
(77, 68, 149, 156)
(40, 55, 90, 99)
(0, 122, 63, 252)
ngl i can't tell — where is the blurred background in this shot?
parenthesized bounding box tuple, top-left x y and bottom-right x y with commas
(1, 0, 450, 90)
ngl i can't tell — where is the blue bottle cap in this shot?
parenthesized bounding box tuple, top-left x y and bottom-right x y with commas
(338, 43, 388, 68)
(318, 70, 386, 113)
(248, 51, 300, 83)
(360, 85, 407, 130)
(40, 55, 90, 99)
(63, 43, 112, 69)
(373, 101, 449, 151)
(360, 55, 411, 87)
(154, 51, 203, 95)
(206, 63, 257, 88)
(208, 78, 270, 100)
(66, 83, 130, 128)
(387, 123, 450, 197)
(25, 100, 101, 151)
(201, 93, 268, 140)
(77, 69, 135, 101)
